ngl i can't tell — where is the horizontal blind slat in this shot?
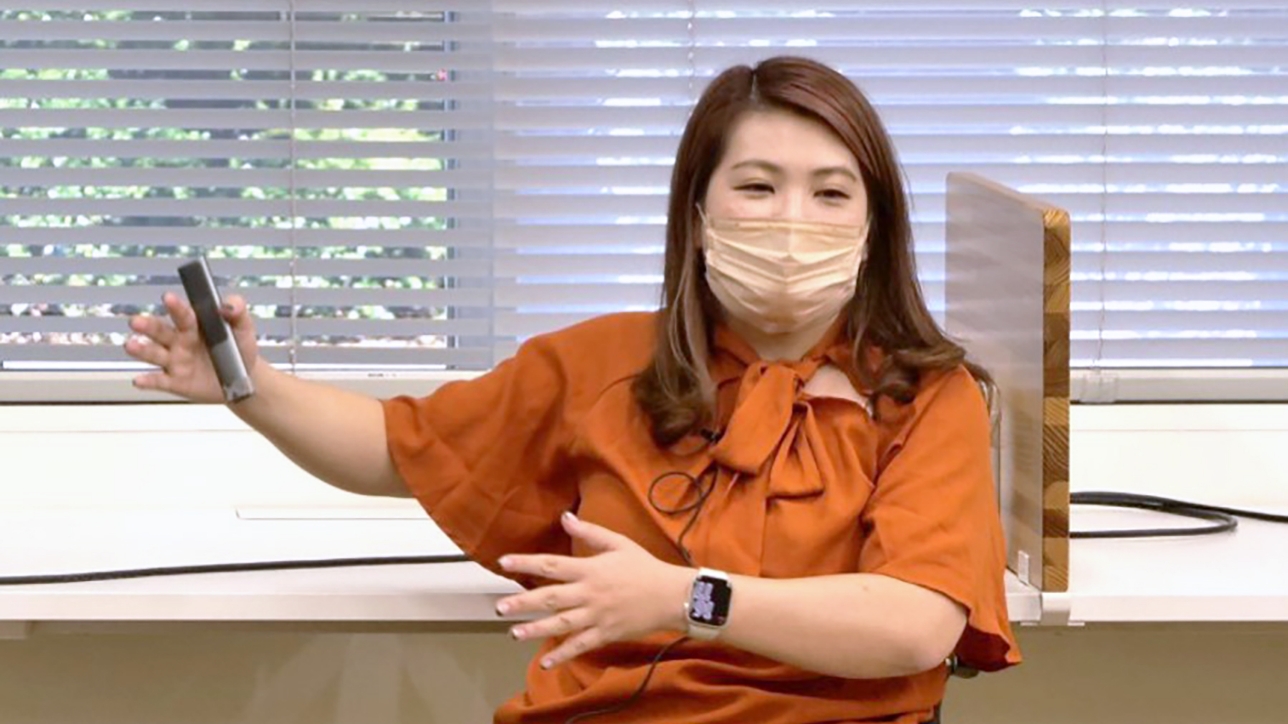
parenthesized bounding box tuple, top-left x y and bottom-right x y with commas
(493, 0, 1288, 11)
(0, 79, 492, 102)
(1, 227, 492, 247)
(0, 256, 491, 278)
(0, 284, 494, 307)
(0, 139, 491, 160)
(0, 167, 491, 189)
(0, 198, 488, 216)
(0, 19, 490, 43)
(0, 109, 489, 131)
(0, 315, 491, 338)
(1072, 339, 1288, 367)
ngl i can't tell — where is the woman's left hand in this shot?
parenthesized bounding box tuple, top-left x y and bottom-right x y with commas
(495, 511, 692, 669)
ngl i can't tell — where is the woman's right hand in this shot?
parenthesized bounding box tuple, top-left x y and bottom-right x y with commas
(124, 292, 262, 403)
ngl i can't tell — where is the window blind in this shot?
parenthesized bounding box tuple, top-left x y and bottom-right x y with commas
(2, 2, 1285, 371)
(1, 2, 494, 368)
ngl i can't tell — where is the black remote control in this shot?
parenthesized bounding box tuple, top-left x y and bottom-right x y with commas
(177, 256, 255, 403)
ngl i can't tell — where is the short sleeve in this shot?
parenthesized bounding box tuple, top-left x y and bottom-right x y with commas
(382, 334, 581, 587)
(859, 367, 1020, 671)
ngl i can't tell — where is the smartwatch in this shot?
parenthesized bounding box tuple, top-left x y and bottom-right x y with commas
(684, 568, 732, 640)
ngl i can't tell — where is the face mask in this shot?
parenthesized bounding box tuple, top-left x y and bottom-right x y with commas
(701, 213, 868, 334)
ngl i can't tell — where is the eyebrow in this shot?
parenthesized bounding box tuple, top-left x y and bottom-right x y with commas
(729, 159, 860, 182)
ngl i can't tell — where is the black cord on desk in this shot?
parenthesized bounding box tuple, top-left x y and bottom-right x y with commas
(0, 553, 470, 586)
(1071, 491, 1288, 539)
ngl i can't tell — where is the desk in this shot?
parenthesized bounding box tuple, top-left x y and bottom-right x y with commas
(6, 508, 1282, 631)
(0, 509, 1043, 632)
(1067, 508, 1288, 623)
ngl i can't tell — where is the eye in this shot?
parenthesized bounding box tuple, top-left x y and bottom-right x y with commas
(818, 188, 851, 201)
(735, 182, 773, 195)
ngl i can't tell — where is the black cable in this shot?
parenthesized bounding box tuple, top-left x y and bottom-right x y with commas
(563, 458, 719, 723)
(562, 636, 687, 724)
(0, 553, 469, 586)
(647, 467, 717, 567)
(1070, 491, 1288, 539)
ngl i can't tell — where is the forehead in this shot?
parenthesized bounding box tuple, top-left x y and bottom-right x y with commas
(720, 108, 859, 172)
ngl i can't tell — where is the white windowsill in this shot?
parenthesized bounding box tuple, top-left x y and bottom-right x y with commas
(6, 367, 1288, 404)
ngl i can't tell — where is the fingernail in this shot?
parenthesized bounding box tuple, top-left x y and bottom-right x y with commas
(498, 556, 512, 570)
(562, 511, 578, 524)
(495, 601, 509, 616)
(510, 627, 523, 640)
(540, 658, 553, 670)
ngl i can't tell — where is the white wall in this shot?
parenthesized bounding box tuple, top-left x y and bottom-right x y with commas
(0, 402, 1285, 722)
(1071, 404, 1288, 509)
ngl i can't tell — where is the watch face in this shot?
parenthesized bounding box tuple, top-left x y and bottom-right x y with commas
(688, 575, 732, 627)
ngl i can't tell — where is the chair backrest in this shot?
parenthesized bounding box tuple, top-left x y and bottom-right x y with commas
(944, 172, 1072, 593)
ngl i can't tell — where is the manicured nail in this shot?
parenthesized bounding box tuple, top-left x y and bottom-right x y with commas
(540, 658, 553, 669)
(562, 511, 578, 524)
(498, 556, 512, 570)
(510, 626, 524, 640)
(495, 601, 509, 616)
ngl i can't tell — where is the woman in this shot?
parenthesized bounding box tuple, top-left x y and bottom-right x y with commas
(125, 55, 1019, 724)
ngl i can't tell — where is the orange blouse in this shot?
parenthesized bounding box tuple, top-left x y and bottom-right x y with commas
(383, 312, 1019, 724)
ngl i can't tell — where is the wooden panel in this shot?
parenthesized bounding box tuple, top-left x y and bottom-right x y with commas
(945, 172, 1071, 593)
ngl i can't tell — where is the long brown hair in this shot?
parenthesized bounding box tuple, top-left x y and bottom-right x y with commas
(633, 55, 989, 446)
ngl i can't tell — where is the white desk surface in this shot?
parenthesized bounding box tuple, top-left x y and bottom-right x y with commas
(1068, 507, 1288, 623)
(0, 509, 1042, 628)
(10, 506, 1286, 629)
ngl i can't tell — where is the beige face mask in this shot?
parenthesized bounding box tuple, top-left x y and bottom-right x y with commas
(701, 213, 869, 334)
